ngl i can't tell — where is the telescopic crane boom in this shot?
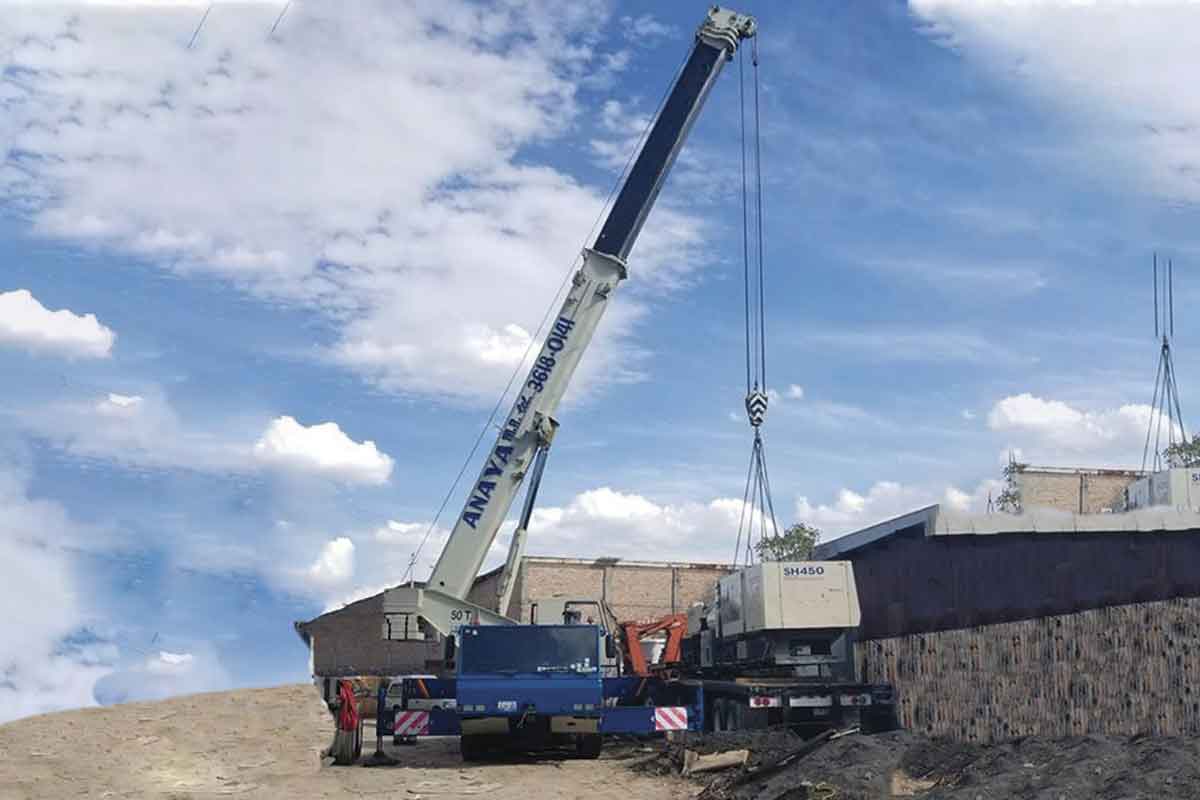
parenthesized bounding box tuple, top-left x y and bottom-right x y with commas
(384, 6, 757, 642)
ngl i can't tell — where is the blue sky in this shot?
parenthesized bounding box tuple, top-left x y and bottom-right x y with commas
(3, 0, 1199, 719)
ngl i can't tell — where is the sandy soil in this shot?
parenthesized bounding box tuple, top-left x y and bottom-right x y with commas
(0, 684, 683, 800)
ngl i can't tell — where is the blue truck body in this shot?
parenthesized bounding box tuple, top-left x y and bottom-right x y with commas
(375, 625, 704, 747)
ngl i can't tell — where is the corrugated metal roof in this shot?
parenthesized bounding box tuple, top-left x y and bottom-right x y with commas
(814, 505, 936, 559)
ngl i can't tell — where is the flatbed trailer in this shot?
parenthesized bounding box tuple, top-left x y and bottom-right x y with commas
(376, 674, 896, 741)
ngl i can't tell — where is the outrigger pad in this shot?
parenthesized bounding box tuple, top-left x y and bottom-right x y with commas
(362, 747, 400, 767)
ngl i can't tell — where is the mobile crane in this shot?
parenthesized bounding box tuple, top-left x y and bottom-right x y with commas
(377, 6, 757, 759)
(369, 7, 895, 760)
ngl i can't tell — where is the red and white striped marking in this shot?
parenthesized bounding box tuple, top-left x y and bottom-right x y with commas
(654, 706, 688, 731)
(393, 710, 430, 736)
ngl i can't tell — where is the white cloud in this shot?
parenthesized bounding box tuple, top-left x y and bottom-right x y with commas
(374, 520, 427, 544)
(96, 392, 144, 414)
(987, 392, 1171, 465)
(306, 537, 355, 587)
(808, 328, 1031, 366)
(514, 488, 778, 567)
(25, 389, 243, 473)
(961, 408, 976, 421)
(253, 416, 393, 485)
(912, 0, 1200, 204)
(856, 255, 1048, 297)
(786, 384, 805, 400)
(797, 481, 942, 535)
(92, 644, 231, 706)
(619, 14, 677, 42)
(0, 1, 707, 403)
(942, 486, 972, 512)
(25, 391, 396, 483)
(0, 465, 113, 722)
(331, 488, 779, 604)
(0, 289, 115, 358)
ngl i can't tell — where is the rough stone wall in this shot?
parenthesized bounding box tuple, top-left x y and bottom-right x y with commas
(1016, 470, 1138, 513)
(859, 597, 1200, 743)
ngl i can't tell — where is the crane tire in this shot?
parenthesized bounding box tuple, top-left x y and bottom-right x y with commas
(576, 734, 602, 760)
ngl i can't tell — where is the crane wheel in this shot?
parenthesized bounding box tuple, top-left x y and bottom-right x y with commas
(330, 717, 363, 766)
(576, 733, 602, 759)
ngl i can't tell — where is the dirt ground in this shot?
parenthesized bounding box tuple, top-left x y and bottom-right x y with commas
(636, 728, 1200, 800)
(8, 686, 1200, 800)
(0, 684, 682, 800)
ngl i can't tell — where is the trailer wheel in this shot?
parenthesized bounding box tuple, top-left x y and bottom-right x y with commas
(730, 700, 747, 731)
(576, 733, 602, 760)
(712, 698, 731, 733)
(861, 706, 900, 734)
(460, 734, 483, 762)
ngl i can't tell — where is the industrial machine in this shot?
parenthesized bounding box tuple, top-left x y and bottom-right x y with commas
(680, 561, 896, 734)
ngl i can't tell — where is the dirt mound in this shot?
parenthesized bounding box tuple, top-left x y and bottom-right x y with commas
(0, 685, 680, 800)
(631, 729, 1200, 800)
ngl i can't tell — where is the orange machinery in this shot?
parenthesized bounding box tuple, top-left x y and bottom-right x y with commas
(620, 614, 688, 676)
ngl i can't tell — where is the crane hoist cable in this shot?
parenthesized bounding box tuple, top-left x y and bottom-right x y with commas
(733, 35, 781, 567)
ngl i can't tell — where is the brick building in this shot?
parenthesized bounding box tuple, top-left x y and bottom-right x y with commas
(295, 555, 731, 678)
(1013, 464, 1144, 513)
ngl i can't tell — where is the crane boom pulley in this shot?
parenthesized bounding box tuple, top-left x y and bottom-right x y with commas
(384, 6, 758, 642)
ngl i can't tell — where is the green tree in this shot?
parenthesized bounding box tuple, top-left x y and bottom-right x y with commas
(995, 452, 1025, 513)
(1164, 435, 1200, 468)
(755, 522, 822, 562)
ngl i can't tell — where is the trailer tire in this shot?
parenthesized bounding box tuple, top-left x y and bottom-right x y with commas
(460, 734, 483, 762)
(730, 700, 747, 731)
(576, 733, 602, 760)
(861, 706, 900, 734)
(712, 698, 732, 733)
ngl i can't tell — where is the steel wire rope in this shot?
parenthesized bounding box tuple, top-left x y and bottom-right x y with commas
(753, 34, 767, 390)
(740, 48, 752, 396)
(1143, 344, 1166, 473)
(402, 45, 695, 582)
(736, 34, 781, 561)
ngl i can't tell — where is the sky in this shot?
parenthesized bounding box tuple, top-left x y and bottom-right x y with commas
(3, 0, 1200, 720)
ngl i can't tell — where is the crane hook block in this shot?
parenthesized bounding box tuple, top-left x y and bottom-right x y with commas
(745, 389, 768, 428)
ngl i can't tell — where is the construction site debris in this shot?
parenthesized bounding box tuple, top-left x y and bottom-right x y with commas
(683, 748, 751, 775)
(624, 728, 1200, 799)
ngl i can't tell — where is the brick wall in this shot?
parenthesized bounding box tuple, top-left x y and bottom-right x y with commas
(1015, 469, 1139, 513)
(859, 597, 1200, 743)
(516, 559, 729, 623)
(297, 594, 439, 676)
(466, 569, 502, 614)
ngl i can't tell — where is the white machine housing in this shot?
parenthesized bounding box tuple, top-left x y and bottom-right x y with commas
(687, 561, 862, 678)
(709, 561, 861, 637)
(1124, 467, 1200, 511)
